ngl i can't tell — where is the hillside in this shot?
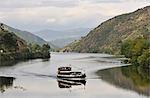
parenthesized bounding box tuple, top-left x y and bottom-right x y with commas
(0, 25, 51, 63)
(0, 24, 27, 52)
(62, 6, 150, 54)
(1, 23, 47, 45)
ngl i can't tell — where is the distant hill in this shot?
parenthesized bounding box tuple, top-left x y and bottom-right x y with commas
(1, 23, 47, 45)
(34, 28, 91, 48)
(62, 6, 150, 54)
(50, 37, 80, 48)
(34, 28, 91, 41)
(48, 41, 59, 50)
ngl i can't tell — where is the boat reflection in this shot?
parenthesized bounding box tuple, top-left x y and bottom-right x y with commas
(57, 78, 86, 89)
(0, 76, 15, 93)
(96, 65, 150, 96)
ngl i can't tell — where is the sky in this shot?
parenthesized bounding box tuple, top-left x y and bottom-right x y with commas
(0, 0, 150, 32)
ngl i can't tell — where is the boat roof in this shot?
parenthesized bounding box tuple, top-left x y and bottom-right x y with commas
(58, 66, 71, 71)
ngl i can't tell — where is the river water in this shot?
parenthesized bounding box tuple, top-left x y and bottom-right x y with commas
(0, 52, 149, 98)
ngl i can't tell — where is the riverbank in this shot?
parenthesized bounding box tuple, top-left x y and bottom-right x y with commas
(0, 51, 50, 66)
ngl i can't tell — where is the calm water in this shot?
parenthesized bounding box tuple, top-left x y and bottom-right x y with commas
(0, 52, 149, 98)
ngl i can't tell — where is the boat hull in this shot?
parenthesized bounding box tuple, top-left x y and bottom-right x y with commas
(57, 78, 86, 88)
(57, 74, 86, 78)
(60, 78, 86, 85)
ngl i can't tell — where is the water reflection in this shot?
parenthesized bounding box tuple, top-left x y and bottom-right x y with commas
(96, 65, 150, 96)
(42, 59, 50, 62)
(0, 61, 17, 67)
(57, 78, 86, 89)
(0, 76, 15, 93)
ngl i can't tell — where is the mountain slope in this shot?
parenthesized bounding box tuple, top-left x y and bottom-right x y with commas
(0, 25, 27, 52)
(1, 23, 47, 45)
(62, 6, 150, 54)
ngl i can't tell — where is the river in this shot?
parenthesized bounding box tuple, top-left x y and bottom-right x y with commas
(0, 52, 149, 98)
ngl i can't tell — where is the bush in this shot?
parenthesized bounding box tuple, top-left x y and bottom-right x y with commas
(121, 37, 150, 68)
(137, 49, 150, 68)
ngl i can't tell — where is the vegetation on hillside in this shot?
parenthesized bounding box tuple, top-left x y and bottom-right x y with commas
(1, 23, 47, 45)
(0, 23, 51, 66)
(62, 6, 150, 54)
(121, 37, 150, 69)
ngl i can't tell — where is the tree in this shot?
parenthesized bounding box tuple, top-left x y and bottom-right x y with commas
(132, 38, 149, 57)
(31, 44, 41, 52)
(42, 44, 50, 52)
(121, 37, 150, 68)
(137, 49, 150, 68)
(121, 40, 133, 58)
(41, 44, 50, 59)
(2, 32, 17, 52)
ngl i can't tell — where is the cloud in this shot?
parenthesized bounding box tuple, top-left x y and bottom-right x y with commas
(0, 0, 79, 8)
(0, 0, 150, 31)
(0, 0, 149, 9)
(46, 18, 56, 23)
(41, 0, 78, 8)
(84, 0, 150, 3)
(82, 0, 122, 3)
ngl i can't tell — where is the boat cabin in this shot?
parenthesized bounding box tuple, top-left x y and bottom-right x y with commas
(58, 67, 71, 71)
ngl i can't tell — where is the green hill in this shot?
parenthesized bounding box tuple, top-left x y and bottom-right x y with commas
(1, 23, 47, 45)
(62, 6, 150, 54)
(0, 24, 27, 53)
(0, 24, 51, 64)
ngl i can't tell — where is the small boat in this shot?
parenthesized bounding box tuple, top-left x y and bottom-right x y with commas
(57, 66, 86, 79)
(57, 66, 86, 89)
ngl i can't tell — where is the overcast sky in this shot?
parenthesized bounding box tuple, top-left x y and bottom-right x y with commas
(0, 0, 150, 32)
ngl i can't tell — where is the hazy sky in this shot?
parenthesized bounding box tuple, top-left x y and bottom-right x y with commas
(0, 0, 150, 32)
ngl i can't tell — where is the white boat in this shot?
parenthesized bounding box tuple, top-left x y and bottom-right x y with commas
(57, 66, 86, 79)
